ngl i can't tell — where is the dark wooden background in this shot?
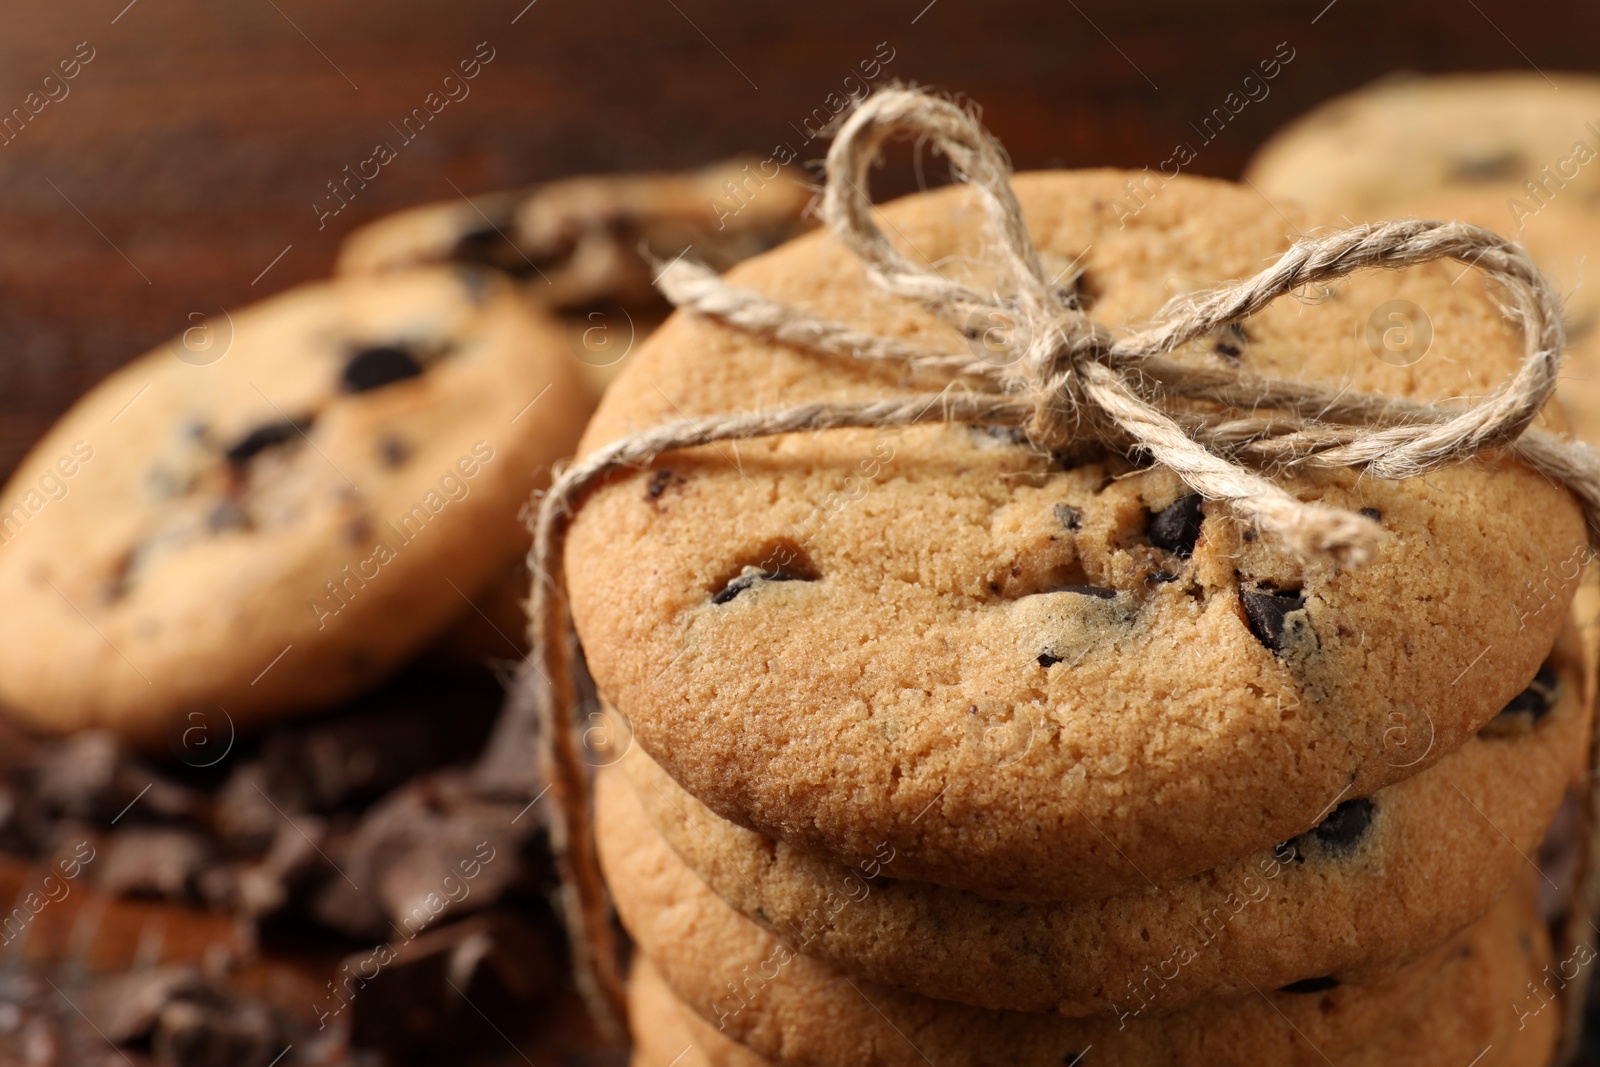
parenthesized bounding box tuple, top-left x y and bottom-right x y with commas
(3, 0, 1599, 477)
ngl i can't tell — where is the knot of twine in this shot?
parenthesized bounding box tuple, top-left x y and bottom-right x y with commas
(514, 86, 1600, 1036)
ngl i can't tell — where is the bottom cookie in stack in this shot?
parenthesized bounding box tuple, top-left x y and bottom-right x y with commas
(600, 763, 1561, 1067)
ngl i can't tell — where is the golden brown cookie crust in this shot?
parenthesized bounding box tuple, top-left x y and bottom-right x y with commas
(567, 170, 1587, 900)
(630, 957, 769, 1067)
(598, 760, 1556, 1067)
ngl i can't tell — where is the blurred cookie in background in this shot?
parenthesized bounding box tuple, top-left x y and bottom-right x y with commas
(1247, 71, 1600, 436)
(335, 159, 815, 392)
(0, 266, 593, 746)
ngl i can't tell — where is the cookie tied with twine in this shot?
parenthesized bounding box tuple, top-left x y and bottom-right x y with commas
(510, 87, 1600, 1031)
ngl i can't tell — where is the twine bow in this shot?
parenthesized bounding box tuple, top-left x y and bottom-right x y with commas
(512, 87, 1600, 1033)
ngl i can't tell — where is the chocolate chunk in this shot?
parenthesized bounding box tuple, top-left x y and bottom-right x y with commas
(36, 730, 198, 823)
(83, 966, 214, 1044)
(712, 569, 814, 605)
(1240, 588, 1307, 651)
(1297, 797, 1374, 856)
(1279, 976, 1340, 993)
(153, 999, 278, 1067)
(346, 911, 555, 1059)
(1358, 507, 1382, 522)
(253, 672, 501, 815)
(1038, 653, 1063, 669)
(224, 419, 309, 465)
(310, 770, 532, 939)
(452, 224, 555, 279)
(1148, 494, 1204, 557)
(98, 827, 212, 901)
(1053, 503, 1082, 530)
(343, 345, 424, 393)
(648, 470, 675, 500)
(1050, 584, 1119, 599)
(453, 224, 509, 259)
(233, 815, 331, 921)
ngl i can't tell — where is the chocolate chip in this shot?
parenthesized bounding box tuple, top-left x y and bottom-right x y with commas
(454, 223, 508, 255)
(224, 418, 310, 465)
(1051, 584, 1119, 599)
(379, 435, 411, 468)
(1148, 494, 1204, 557)
(1147, 570, 1179, 585)
(1240, 588, 1306, 651)
(601, 210, 641, 240)
(1450, 151, 1522, 182)
(1279, 976, 1340, 994)
(452, 224, 551, 278)
(342, 345, 424, 393)
(970, 425, 1029, 447)
(1054, 503, 1082, 530)
(1298, 797, 1373, 856)
(1038, 653, 1063, 669)
(1358, 507, 1382, 522)
(648, 470, 675, 500)
(1212, 322, 1248, 359)
(1498, 662, 1560, 723)
(712, 569, 814, 605)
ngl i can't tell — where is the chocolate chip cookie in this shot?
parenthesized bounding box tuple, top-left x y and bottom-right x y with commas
(1247, 72, 1600, 223)
(0, 266, 592, 744)
(598, 758, 1559, 1067)
(565, 170, 1588, 901)
(336, 159, 813, 312)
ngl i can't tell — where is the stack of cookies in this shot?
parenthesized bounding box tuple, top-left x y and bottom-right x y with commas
(561, 171, 1598, 1065)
